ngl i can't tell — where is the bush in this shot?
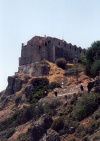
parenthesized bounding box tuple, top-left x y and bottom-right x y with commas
(0, 103, 44, 131)
(85, 41, 100, 76)
(61, 105, 74, 116)
(51, 117, 64, 132)
(49, 82, 61, 90)
(73, 92, 100, 121)
(87, 120, 100, 134)
(56, 58, 67, 69)
(90, 60, 100, 77)
(79, 56, 87, 66)
(75, 125, 87, 138)
(40, 99, 62, 116)
(64, 119, 79, 134)
(92, 107, 100, 120)
(28, 78, 49, 103)
(0, 128, 15, 140)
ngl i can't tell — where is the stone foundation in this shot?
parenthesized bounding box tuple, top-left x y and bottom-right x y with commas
(18, 61, 50, 76)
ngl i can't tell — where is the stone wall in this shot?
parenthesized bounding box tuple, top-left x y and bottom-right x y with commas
(19, 36, 86, 66)
(18, 61, 50, 76)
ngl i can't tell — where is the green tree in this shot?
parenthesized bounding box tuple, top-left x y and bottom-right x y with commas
(86, 41, 100, 76)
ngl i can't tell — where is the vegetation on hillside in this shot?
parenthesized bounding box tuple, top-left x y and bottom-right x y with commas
(85, 41, 100, 77)
(0, 90, 100, 141)
(0, 40, 100, 141)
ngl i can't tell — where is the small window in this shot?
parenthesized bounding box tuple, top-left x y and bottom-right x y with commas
(45, 43, 47, 46)
(75, 48, 76, 51)
(64, 44, 66, 47)
(70, 46, 71, 49)
(58, 42, 60, 45)
(80, 50, 81, 53)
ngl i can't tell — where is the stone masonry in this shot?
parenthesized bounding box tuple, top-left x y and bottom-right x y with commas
(19, 36, 86, 66)
(18, 36, 86, 76)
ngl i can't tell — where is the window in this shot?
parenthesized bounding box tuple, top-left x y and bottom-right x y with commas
(70, 46, 71, 49)
(45, 43, 47, 46)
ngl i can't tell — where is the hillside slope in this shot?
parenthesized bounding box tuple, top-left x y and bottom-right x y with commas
(0, 61, 100, 141)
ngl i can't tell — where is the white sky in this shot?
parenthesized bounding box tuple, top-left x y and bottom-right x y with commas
(0, 0, 100, 91)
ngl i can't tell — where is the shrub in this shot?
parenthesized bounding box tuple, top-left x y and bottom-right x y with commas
(90, 60, 100, 77)
(64, 119, 79, 134)
(85, 41, 100, 76)
(92, 107, 100, 120)
(0, 128, 15, 140)
(0, 103, 44, 131)
(28, 78, 49, 103)
(56, 58, 67, 69)
(87, 120, 100, 134)
(61, 105, 74, 116)
(75, 125, 87, 138)
(40, 99, 62, 116)
(51, 117, 64, 132)
(49, 82, 61, 90)
(79, 56, 87, 66)
(4, 128, 15, 139)
(73, 92, 100, 121)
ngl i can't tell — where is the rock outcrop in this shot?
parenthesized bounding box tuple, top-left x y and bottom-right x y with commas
(5, 73, 31, 95)
(87, 76, 100, 93)
(18, 61, 50, 76)
(28, 114, 53, 141)
(40, 128, 60, 141)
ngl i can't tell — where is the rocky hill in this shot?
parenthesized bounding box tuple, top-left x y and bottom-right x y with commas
(0, 61, 100, 141)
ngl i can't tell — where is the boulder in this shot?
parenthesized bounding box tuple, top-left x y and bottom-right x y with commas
(92, 78, 100, 93)
(5, 74, 27, 95)
(13, 78, 23, 93)
(87, 76, 100, 93)
(87, 81, 95, 93)
(5, 76, 15, 95)
(40, 128, 60, 141)
(29, 114, 53, 141)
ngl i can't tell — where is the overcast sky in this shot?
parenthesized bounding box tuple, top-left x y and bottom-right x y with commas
(0, 0, 100, 91)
